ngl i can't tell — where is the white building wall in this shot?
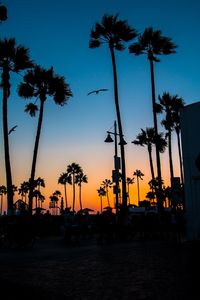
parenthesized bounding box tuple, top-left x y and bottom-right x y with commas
(181, 101, 200, 240)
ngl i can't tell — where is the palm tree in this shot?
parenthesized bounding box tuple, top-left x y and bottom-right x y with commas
(0, 185, 7, 214)
(58, 172, 72, 209)
(33, 189, 41, 209)
(97, 187, 106, 213)
(129, 27, 177, 210)
(35, 177, 45, 191)
(0, 4, 7, 22)
(49, 194, 59, 215)
(89, 14, 138, 209)
(158, 92, 184, 184)
(126, 177, 134, 205)
(75, 171, 88, 211)
(67, 162, 82, 211)
(18, 65, 72, 214)
(171, 96, 185, 185)
(101, 179, 113, 207)
(132, 127, 167, 182)
(133, 169, 144, 205)
(0, 38, 33, 215)
(18, 181, 30, 203)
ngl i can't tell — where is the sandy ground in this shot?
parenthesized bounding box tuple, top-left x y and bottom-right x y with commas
(0, 235, 199, 300)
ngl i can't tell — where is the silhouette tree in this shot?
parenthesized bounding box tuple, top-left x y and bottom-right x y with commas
(75, 171, 88, 211)
(171, 96, 185, 184)
(101, 179, 113, 207)
(0, 38, 33, 215)
(18, 65, 72, 214)
(97, 186, 106, 213)
(90, 14, 138, 209)
(0, 4, 7, 22)
(132, 127, 167, 182)
(34, 177, 45, 208)
(129, 27, 177, 210)
(33, 189, 41, 209)
(49, 193, 59, 215)
(126, 177, 134, 205)
(133, 169, 144, 205)
(159, 92, 177, 182)
(0, 185, 7, 214)
(58, 172, 72, 209)
(67, 162, 82, 211)
(18, 181, 30, 203)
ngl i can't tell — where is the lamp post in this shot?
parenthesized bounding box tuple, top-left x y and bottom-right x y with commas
(104, 121, 127, 214)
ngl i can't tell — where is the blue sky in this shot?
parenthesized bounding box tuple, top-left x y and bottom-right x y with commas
(0, 0, 200, 211)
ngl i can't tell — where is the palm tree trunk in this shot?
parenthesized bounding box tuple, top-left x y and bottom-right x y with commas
(72, 174, 75, 211)
(2, 67, 13, 215)
(176, 128, 184, 185)
(106, 188, 110, 207)
(28, 99, 45, 214)
(79, 184, 82, 211)
(149, 57, 163, 211)
(64, 183, 68, 209)
(168, 129, 174, 183)
(137, 177, 140, 206)
(100, 196, 102, 213)
(109, 45, 127, 210)
(127, 184, 130, 205)
(0, 195, 3, 215)
(148, 145, 155, 181)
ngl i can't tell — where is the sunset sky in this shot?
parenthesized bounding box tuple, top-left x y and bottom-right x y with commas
(0, 0, 200, 212)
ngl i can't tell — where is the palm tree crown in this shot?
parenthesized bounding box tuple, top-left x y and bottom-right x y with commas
(0, 4, 7, 22)
(89, 14, 138, 50)
(129, 27, 177, 62)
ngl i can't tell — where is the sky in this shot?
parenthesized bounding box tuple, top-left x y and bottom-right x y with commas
(0, 0, 200, 213)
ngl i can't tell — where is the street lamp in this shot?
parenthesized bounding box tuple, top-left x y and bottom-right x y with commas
(104, 121, 127, 214)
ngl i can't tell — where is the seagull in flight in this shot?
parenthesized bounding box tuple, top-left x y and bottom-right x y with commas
(87, 88, 109, 96)
(8, 125, 18, 135)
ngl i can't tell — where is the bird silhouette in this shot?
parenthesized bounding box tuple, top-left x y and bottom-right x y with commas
(87, 88, 108, 96)
(8, 125, 18, 135)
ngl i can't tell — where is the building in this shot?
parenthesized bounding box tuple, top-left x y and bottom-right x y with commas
(181, 101, 200, 240)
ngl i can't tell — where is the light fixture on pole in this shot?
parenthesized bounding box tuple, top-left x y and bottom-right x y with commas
(104, 121, 127, 213)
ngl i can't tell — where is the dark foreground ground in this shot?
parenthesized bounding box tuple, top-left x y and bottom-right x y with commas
(0, 234, 199, 300)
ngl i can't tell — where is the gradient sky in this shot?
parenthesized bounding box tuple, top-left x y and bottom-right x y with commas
(0, 0, 200, 212)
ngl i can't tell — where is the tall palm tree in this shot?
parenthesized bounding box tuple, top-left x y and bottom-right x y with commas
(89, 14, 138, 209)
(0, 38, 33, 215)
(158, 92, 184, 184)
(49, 193, 59, 215)
(126, 177, 134, 205)
(133, 169, 144, 206)
(75, 171, 88, 211)
(67, 162, 82, 211)
(129, 27, 177, 210)
(97, 186, 106, 213)
(18, 65, 72, 214)
(132, 127, 167, 182)
(101, 179, 113, 207)
(159, 92, 174, 182)
(18, 181, 29, 203)
(53, 190, 61, 214)
(0, 185, 7, 214)
(33, 189, 41, 209)
(171, 96, 185, 185)
(58, 172, 72, 209)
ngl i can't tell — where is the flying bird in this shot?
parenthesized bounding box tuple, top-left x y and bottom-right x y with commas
(87, 88, 109, 96)
(8, 125, 18, 135)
